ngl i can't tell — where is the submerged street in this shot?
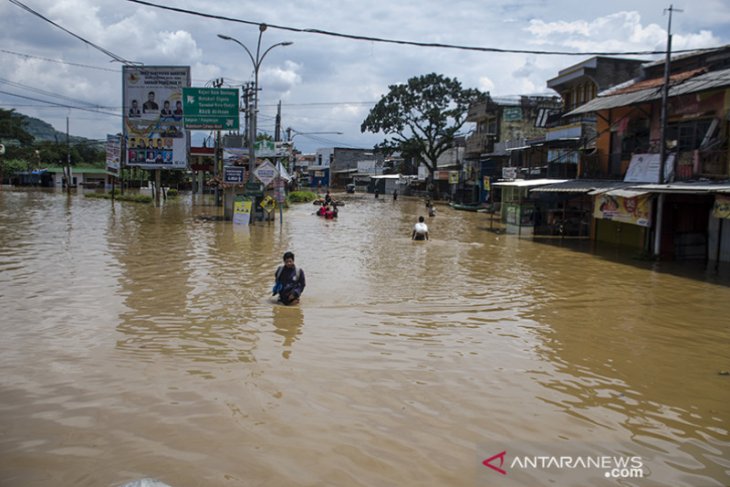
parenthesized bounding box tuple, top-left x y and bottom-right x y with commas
(1, 189, 729, 486)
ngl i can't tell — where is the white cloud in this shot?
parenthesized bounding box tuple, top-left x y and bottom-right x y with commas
(155, 31, 202, 62)
(478, 76, 496, 93)
(1, 1, 729, 152)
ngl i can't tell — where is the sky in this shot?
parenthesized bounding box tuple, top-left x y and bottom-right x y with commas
(1, 0, 730, 154)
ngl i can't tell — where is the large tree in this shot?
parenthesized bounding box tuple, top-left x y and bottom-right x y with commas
(0, 109, 35, 183)
(361, 73, 486, 182)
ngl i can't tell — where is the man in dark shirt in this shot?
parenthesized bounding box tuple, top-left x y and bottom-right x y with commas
(273, 251, 306, 305)
(143, 91, 159, 113)
(129, 99, 141, 117)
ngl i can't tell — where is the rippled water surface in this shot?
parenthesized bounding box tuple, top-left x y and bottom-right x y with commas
(1, 189, 729, 486)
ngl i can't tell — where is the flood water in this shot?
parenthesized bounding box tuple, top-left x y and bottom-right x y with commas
(1, 188, 728, 487)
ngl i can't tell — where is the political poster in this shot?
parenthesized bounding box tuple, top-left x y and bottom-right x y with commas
(123, 66, 190, 170)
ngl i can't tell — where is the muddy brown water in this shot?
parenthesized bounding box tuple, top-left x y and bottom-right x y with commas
(0, 189, 728, 486)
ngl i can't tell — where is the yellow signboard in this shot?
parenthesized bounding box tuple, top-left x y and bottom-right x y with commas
(713, 194, 730, 219)
(233, 198, 253, 225)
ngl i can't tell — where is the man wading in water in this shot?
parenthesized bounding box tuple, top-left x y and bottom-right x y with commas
(411, 216, 429, 241)
(272, 252, 306, 305)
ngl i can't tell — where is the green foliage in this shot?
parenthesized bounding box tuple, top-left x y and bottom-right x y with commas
(166, 188, 179, 197)
(0, 110, 104, 167)
(0, 158, 29, 174)
(287, 190, 319, 203)
(361, 73, 486, 176)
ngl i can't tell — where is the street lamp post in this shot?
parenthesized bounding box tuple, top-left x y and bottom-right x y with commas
(218, 26, 292, 185)
(286, 127, 343, 175)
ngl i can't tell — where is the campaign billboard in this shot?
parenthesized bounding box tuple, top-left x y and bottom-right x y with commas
(123, 66, 190, 170)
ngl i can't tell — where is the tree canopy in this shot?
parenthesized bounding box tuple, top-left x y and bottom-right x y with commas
(0, 109, 104, 168)
(361, 73, 486, 177)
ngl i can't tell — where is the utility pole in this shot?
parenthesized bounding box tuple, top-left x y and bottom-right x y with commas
(654, 4, 682, 258)
(213, 77, 224, 206)
(274, 100, 281, 142)
(66, 116, 72, 195)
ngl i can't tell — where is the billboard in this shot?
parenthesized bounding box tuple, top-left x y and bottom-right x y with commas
(624, 153, 675, 183)
(593, 193, 652, 227)
(123, 66, 190, 170)
(105, 134, 121, 174)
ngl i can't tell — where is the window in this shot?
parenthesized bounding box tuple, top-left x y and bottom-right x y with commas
(621, 118, 651, 156)
(667, 119, 713, 151)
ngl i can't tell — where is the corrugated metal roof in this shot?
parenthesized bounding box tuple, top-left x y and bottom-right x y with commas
(631, 181, 730, 193)
(530, 180, 630, 193)
(566, 67, 730, 115)
(603, 189, 651, 198)
(493, 178, 567, 188)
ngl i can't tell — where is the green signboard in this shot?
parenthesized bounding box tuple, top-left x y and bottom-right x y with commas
(182, 87, 239, 130)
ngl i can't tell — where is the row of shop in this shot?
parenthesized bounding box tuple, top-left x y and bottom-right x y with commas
(492, 178, 730, 263)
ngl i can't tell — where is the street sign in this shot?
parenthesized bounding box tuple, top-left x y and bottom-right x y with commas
(255, 140, 289, 157)
(253, 159, 277, 187)
(224, 165, 245, 183)
(233, 196, 252, 225)
(182, 87, 239, 130)
(273, 177, 287, 203)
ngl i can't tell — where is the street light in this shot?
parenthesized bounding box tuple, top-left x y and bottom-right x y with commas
(286, 127, 343, 175)
(218, 25, 292, 184)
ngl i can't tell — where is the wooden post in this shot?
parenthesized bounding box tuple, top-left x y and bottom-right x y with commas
(716, 218, 724, 271)
(155, 169, 161, 205)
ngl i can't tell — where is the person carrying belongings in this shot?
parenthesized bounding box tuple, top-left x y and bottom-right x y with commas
(272, 252, 306, 305)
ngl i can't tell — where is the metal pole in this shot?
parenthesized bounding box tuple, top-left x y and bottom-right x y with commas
(716, 218, 723, 271)
(654, 5, 681, 257)
(66, 116, 72, 194)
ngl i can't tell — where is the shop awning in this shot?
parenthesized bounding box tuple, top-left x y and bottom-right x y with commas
(531, 179, 629, 193)
(493, 178, 567, 188)
(601, 189, 651, 198)
(630, 182, 730, 194)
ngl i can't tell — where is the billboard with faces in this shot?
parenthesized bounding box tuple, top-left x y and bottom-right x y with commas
(123, 66, 190, 169)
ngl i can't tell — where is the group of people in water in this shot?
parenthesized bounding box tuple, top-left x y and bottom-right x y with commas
(274, 191, 439, 306)
(315, 191, 339, 219)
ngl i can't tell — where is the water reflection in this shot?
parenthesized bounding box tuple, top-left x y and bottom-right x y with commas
(0, 189, 728, 487)
(272, 304, 304, 358)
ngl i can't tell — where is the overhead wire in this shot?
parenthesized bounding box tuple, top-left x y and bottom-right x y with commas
(126, 0, 717, 57)
(0, 77, 114, 111)
(7, 0, 139, 65)
(0, 49, 121, 73)
(0, 90, 122, 118)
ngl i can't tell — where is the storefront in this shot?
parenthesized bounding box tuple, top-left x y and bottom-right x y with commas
(493, 179, 567, 235)
(591, 188, 653, 251)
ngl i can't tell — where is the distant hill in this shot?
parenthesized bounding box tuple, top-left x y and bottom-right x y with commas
(13, 112, 99, 146)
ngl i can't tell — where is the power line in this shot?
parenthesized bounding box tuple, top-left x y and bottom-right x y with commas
(0, 49, 121, 73)
(126, 0, 718, 57)
(0, 77, 112, 111)
(8, 0, 138, 65)
(0, 90, 122, 118)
